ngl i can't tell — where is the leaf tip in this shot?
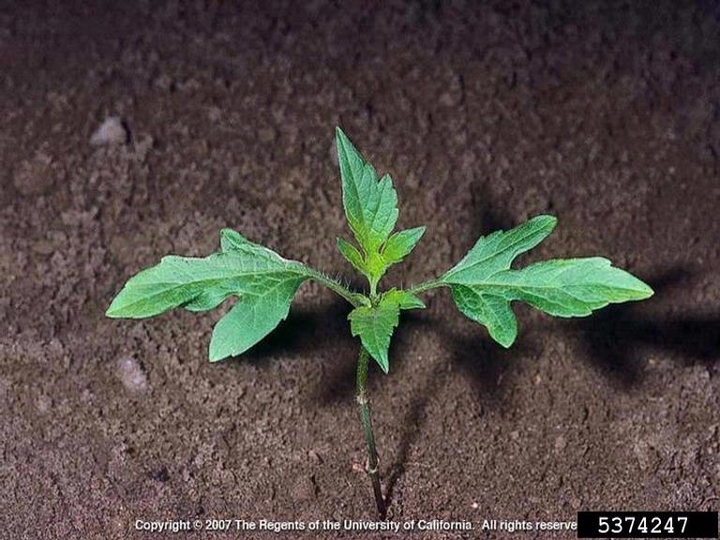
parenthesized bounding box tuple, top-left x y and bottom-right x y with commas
(377, 355, 390, 374)
(105, 295, 128, 318)
(488, 319, 517, 348)
(208, 342, 230, 363)
(495, 334, 516, 349)
(636, 281, 655, 299)
(335, 125, 348, 145)
(536, 214, 558, 230)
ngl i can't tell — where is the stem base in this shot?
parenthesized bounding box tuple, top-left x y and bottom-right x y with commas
(356, 347, 387, 519)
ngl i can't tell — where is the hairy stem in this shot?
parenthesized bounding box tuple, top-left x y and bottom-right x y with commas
(407, 279, 445, 295)
(356, 346, 386, 519)
(305, 268, 367, 307)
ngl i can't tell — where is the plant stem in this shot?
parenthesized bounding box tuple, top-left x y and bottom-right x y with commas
(306, 268, 367, 307)
(408, 279, 445, 295)
(356, 346, 386, 519)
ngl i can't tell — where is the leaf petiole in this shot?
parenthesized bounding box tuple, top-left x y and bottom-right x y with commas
(407, 279, 446, 295)
(304, 268, 369, 308)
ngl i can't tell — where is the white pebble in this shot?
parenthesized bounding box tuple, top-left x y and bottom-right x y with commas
(116, 356, 148, 393)
(91, 116, 128, 146)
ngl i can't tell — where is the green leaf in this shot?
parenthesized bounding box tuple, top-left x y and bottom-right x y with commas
(220, 228, 254, 253)
(441, 215, 653, 347)
(334, 128, 426, 291)
(106, 236, 313, 361)
(336, 127, 398, 253)
(348, 288, 425, 372)
(349, 302, 399, 373)
(483, 258, 653, 315)
(219, 228, 297, 266)
(447, 257, 653, 347)
(337, 237, 365, 274)
(360, 227, 425, 285)
(382, 226, 426, 264)
(107, 251, 308, 318)
(450, 286, 517, 347)
(209, 275, 306, 361)
(381, 288, 426, 310)
(441, 215, 557, 284)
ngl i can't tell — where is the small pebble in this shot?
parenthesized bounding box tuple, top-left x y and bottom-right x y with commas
(36, 394, 52, 413)
(91, 116, 129, 146)
(116, 356, 148, 393)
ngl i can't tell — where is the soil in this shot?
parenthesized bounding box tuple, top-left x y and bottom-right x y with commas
(1, 1, 719, 539)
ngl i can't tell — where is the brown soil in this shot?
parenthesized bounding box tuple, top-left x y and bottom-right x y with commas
(1, 1, 719, 539)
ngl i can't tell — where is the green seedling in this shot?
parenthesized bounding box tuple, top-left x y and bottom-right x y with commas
(107, 127, 653, 518)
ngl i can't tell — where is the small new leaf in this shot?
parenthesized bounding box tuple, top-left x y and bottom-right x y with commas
(381, 226, 426, 264)
(381, 288, 426, 310)
(335, 129, 425, 287)
(349, 304, 398, 374)
(348, 289, 425, 372)
(441, 217, 653, 347)
(336, 127, 398, 253)
(337, 237, 365, 274)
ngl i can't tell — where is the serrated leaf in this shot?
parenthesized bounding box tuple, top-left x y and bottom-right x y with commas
(441, 215, 557, 284)
(447, 257, 653, 347)
(209, 275, 306, 361)
(348, 288, 424, 372)
(336, 127, 398, 253)
(349, 227, 426, 285)
(349, 302, 400, 373)
(337, 237, 365, 274)
(450, 285, 517, 347)
(106, 250, 308, 319)
(382, 226, 426, 264)
(220, 228, 254, 253)
(481, 258, 653, 316)
(219, 228, 296, 266)
(106, 237, 313, 361)
(334, 128, 426, 290)
(381, 288, 426, 310)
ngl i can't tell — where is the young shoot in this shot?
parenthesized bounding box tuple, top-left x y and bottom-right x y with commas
(107, 127, 653, 518)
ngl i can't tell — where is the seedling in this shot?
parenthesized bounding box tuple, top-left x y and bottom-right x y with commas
(107, 128, 653, 518)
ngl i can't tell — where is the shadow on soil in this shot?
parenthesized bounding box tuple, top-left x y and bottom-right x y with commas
(384, 310, 534, 511)
(225, 296, 355, 370)
(570, 266, 720, 387)
(228, 190, 720, 514)
(384, 266, 720, 510)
